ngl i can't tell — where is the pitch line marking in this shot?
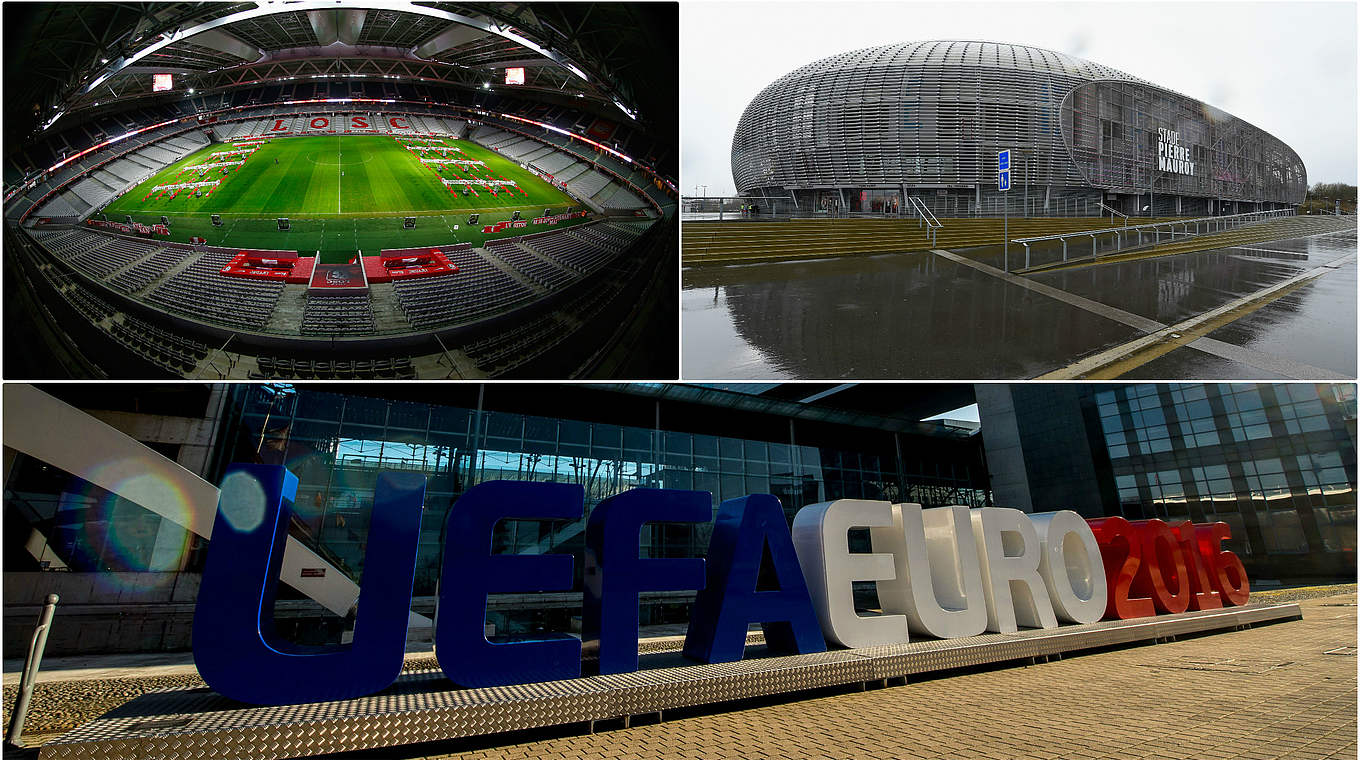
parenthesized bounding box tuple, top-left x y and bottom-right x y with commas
(104, 203, 561, 218)
(106, 136, 572, 220)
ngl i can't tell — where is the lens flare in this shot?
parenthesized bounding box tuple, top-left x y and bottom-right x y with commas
(118, 471, 193, 528)
(51, 459, 200, 580)
(218, 470, 268, 533)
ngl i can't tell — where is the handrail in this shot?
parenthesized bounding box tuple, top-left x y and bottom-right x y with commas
(1097, 202, 1128, 226)
(1008, 207, 1295, 270)
(907, 195, 941, 246)
(1012, 208, 1292, 244)
(909, 196, 942, 228)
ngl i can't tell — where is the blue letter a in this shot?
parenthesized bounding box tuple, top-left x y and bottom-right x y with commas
(193, 464, 425, 705)
(683, 494, 826, 663)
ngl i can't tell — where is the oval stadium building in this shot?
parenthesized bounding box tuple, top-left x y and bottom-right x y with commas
(732, 41, 1306, 218)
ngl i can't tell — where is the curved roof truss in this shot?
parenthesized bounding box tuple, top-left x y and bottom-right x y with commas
(35, 1, 645, 132)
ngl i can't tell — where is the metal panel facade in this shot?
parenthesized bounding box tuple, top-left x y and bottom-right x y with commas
(1061, 80, 1307, 206)
(732, 41, 1305, 212)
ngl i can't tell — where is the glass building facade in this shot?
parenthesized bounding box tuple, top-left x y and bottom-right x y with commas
(4, 383, 988, 640)
(1091, 383, 1356, 572)
(223, 384, 987, 600)
(732, 41, 1305, 217)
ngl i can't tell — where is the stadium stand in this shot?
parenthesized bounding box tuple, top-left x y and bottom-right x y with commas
(301, 295, 377, 335)
(519, 223, 626, 276)
(253, 355, 415, 380)
(106, 246, 194, 294)
(498, 138, 538, 159)
(109, 315, 212, 375)
(565, 170, 611, 200)
(144, 251, 284, 331)
(599, 183, 649, 210)
(484, 238, 576, 290)
(553, 163, 590, 184)
(71, 236, 159, 278)
(530, 152, 577, 174)
(462, 314, 569, 374)
(391, 247, 536, 328)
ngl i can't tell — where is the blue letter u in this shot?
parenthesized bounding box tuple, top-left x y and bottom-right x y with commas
(193, 464, 424, 705)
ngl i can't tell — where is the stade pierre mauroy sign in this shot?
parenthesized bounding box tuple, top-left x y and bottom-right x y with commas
(1158, 128, 1196, 176)
(193, 465, 1251, 706)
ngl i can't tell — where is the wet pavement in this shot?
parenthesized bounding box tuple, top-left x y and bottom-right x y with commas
(682, 225, 1357, 379)
(1118, 347, 1297, 380)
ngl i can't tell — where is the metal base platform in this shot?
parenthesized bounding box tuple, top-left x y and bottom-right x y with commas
(39, 602, 1301, 760)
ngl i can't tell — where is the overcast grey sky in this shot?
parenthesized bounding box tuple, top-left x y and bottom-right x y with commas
(681, 1, 1357, 196)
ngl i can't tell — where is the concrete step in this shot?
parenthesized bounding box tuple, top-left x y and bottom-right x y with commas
(682, 217, 1222, 265)
(682, 219, 1183, 246)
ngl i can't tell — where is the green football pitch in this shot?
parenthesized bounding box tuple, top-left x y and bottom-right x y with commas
(101, 135, 586, 253)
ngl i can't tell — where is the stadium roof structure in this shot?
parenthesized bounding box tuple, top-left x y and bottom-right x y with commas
(3, 2, 675, 139)
(784, 40, 1156, 86)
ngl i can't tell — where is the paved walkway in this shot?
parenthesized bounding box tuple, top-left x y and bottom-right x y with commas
(931, 246, 1355, 380)
(341, 591, 1356, 760)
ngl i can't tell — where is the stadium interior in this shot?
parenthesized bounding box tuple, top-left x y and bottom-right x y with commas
(4, 2, 678, 379)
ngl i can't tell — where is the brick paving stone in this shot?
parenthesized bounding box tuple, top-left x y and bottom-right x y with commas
(336, 592, 1355, 760)
(8, 592, 1289, 760)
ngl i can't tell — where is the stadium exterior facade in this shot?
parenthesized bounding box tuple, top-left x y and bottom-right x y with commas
(732, 41, 1308, 217)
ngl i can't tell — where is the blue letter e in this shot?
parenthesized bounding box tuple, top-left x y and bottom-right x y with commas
(193, 464, 425, 705)
(436, 481, 584, 688)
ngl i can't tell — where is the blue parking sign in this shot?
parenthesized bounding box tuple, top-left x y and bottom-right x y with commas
(998, 149, 1010, 171)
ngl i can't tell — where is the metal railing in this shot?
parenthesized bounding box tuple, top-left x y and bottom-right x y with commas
(1097, 202, 1129, 226)
(681, 196, 804, 221)
(4, 594, 59, 750)
(907, 195, 942, 246)
(681, 195, 1122, 222)
(1009, 208, 1295, 270)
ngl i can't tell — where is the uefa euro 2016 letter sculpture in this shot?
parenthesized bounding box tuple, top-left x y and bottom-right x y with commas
(1174, 521, 1223, 612)
(437, 480, 585, 688)
(193, 465, 425, 705)
(1086, 516, 1157, 620)
(193, 470, 1253, 705)
(1131, 519, 1192, 614)
(791, 499, 910, 648)
(1029, 511, 1107, 625)
(970, 508, 1060, 634)
(683, 495, 826, 663)
(582, 489, 708, 675)
(870, 504, 988, 639)
(1193, 522, 1251, 606)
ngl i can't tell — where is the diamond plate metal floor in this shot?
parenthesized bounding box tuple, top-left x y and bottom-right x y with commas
(39, 602, 1302, 760)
